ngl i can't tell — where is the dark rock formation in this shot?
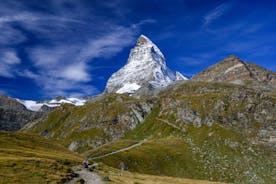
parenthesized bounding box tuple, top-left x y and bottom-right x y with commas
(0, 94, 44, 131)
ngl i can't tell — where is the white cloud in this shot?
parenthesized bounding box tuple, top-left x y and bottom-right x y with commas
(178, 57, 202, 66)
(19, 69, 98, 98)
(203, 2, 233, 28)
(26, 24, 138, 97)
(78, 26, 136, 61)
(61, 62, 90, 82)
(131, 19, 156, 29)
(0, 26, 26, 45)
(0, 50, 21, 78)
(31, 46, 74, 68)
(0, 12, 82, 25)
(2, 51, 21, 64)
(0, 0, 155, 98)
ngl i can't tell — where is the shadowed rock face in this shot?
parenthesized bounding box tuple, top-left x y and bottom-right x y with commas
(0, 94, 43, 131)
(192, 55, 276, 85)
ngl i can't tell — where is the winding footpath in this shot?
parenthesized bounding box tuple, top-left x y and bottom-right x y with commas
(90, 139, 148, 160)
(67, 139, 148, 183)
(156, 118, 185, 132)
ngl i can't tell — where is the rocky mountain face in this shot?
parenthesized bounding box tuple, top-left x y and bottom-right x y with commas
(192, 55, 276, 86)
(23, 94, 155, 152)
(23, 81, 276, 183)
(0, 94, 85, 131)
(105, 35, 187, 94)
(0, 94, 44, 131)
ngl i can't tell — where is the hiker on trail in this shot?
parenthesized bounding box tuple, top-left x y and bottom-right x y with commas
(82, 159, 89, 168)
(119, 162, 128, 171)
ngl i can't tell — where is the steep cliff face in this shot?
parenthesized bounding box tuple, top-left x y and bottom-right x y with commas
(0, 94, 43, 131)
(105, 35, 187, 94)
(192, 55, 276, 86)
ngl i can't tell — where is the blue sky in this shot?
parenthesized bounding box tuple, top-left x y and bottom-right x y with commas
(0, 0, 275, 100)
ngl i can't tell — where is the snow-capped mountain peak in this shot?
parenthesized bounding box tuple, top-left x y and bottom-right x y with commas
(105, 35, 187, 94)
(17, 97, 86, 111)
(136, 34, 165, 58)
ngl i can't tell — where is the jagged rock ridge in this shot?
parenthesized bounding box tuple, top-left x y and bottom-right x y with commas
(105, 35, 187, 94)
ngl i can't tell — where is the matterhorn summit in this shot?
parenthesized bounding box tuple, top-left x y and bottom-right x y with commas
(105, 35, 187, 94)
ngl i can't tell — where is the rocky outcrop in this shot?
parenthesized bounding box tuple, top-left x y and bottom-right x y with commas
(158, 81, 276, 145)
(0, 94, 43, 131)
(23, 94, 155, 152)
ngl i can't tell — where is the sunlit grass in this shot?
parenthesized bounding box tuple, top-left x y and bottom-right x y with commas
(0, 131, 82, 184)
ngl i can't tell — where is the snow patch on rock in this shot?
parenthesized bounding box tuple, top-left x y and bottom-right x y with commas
(176, 71, 188, 80)
(116, 83, 141, 94)
(224, 63, 244, 74)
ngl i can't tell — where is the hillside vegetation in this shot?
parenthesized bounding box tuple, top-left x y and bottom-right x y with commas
(98, 164, 226, 184)
(23, 94, 154, 153)
(0, 131, 82, 183)
(24, 81, 276, 183)
(87, 109, 275, 183)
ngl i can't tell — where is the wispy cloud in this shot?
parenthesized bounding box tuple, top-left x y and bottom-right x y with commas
(178, 57, 202, 66)
(0, 13, 81, 24)
(26, 23, 141, 97)
(177, 52, 215, 66)
(0, 26, 26, 45)
(0, 0, 154, 98)
(0, 50, 21, 78)
(203, 2, 233, 28)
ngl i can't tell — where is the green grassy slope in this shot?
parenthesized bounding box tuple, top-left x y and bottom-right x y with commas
(98, 164, 226, 184)
(24, 81, 276, 183)
(0, 131, 82, 184)
(25, 94, 151, 153)
(88, 113, 275, 183)
(86, 82, 276, 184)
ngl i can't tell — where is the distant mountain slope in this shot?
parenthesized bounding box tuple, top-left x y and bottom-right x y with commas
(0, 94, 86, 131)
(105, 35, 187, 94)
(17, 97, 86, 111)
(192, 55, 276, 86)
(0, 94, 43, 131)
